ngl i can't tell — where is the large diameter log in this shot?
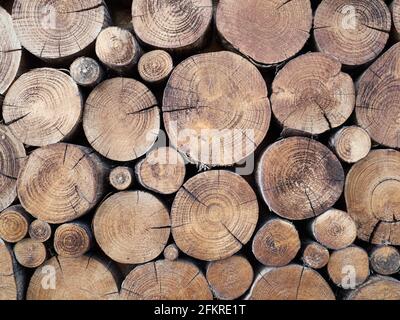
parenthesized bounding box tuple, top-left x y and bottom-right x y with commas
(29, 219, 52, 243)
(12, 0, 110, 63)
(17, 143, 107, 224)
(132, 0, 212, 52)
(0, 205, 31, 243)
(206, 255, 253, 300)
(252, 218, 300, 267)
(83, 78, 160, 161)
(70, 57, 104, 88)
(0, 239, 25, 300)
(93, 191, 170, 264)
(54, 222, 93, 258)
(109, 166, 134, 191)
(138, 50, 173, 84)
(95, 27, 142, 73)
(356, 43, 400, 148)
(0, 125, 26, 211)
(311, 208, 357, 250)
(14, 238, 47, 268)
(171, 170, 258, 261)
(135, 147, 186, 194)
(302, 241, 330, 269)
(271, 53, 355, 135)
(256, 137, 344, 220)
(370, 245, 400, 276)
(216, 0, 312, 67)
(163, 51, 271, 166)
(347, 276, 400, 300)
(120, 260, 212, 300)
(314, 0, 391, 67)
(246, 264, 335, 300)
(345, 149, 400, 244)
(27, 255, 120, 300)
(3, 68, 82, 147)
(0, 6, 21, 95)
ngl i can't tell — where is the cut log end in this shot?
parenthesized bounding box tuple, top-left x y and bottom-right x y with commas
(54, 222, 93, 258)
(70, 57, 104, 88)
(138, 50, 173, 84)
(29, 220, 52, 243)
(347, 276, 400, 300)
(163, 244, 179, 261)
(14, 238, 47, 269)
(302, 242, 330, 269)
(109, 166, 134, 191)
(0, 205, 30, 243)
(370, 245, 400, 276)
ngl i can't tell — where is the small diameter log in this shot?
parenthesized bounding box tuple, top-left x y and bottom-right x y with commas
(391, 0, 400, 40)
(93, 191, 170, 264)
(370, 245, 400, 275)
(120, 260, 212, 300)
(256, 137, 345, 220)
(171, 170, 258, 261)
(132, 0, 212, 52)
(271, 53, 355, 135)
(54, 222, 93, 258)
(27, 255, 120, 300)
(70, 57, 104, 88)
(311, 209, 357, 250)
(83, 78, 160, 162)
(14, 238, 46, 268)
(330, 126, 371, 163)
(163, 51, 271, 166)
(327, 246, 369, 288)
(314, 0, 391, 67)
(206, 255, 254, 300)
(216, 0, 312, 66)
(356, 43, 400, 148)
(12, 0, 110, 63)
(252, 218, 300, 267)
(29, 220, 52, 243)
(138, 50, 173, 84)
(17, 143, 107, 224)
(0, 239, 25, 300)
(347, 276, 400, 300)
(302, 242, 330, 269)
(0, 6, 21, 96)
(345, 149, 400, 244)
(246, 264, 335, 300)
(0, 125, 26, 211)
(95, 27, 142, 73)
(135, 147, 186, 194)
(0, 205, 31, 243)
(163, 244, 179, 261)
(3, 68, 82, 147)
(109, 166, 134, 191)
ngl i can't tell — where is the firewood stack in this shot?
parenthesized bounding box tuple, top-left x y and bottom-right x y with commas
(2, 0, 400, 301)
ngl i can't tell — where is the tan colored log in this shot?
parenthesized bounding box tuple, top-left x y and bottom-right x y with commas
(347, 276, 400, 300)
(0, 205, 31, 243)
(3, 68, 82, 147)
(0, 6, 21, 95)
(216, 0, 312, 66)
(271, 53, 354, 135)
(370, 245, 400, 276)
(54, 221, 93, 258)
(163, 51, 271, 166)
(93, 191, 170, 264)
(83, 77, 159, 161)
(345, 149, 400, 244)
(132, 0, 212, 52)
(0, 125, 26, 211)
(12, 0, 110, 63)
(391, 0, 400, 40)
(135, 147, 186, 194)
(327, 246, 369, 287)
(302, 241, 330, 269)
(0, 239, 25, 300)
(311, 208, 357, 250)
(28, 220, 52, 243)
(109, 166, 134, 191)
(138, 50, 173, 84)
(95, 27, 141, 73)
(171, 170, 258, 261)
(252, 218, 300, 267)
(27, 255, 120, 300)
(330, 126, 371, 163)
(17, 143, 107, 224)
(246, 264, 335, 300)
(14, 238, 46, 268)
(206, 255, 253, 300)
(356, 43, 400, 148)
(256, 137, 344, 220)
(70, 57, 104, 88)
(314, 0, 391, 66)
(120, 259, 212, 300)
(163, 244, 179, 261)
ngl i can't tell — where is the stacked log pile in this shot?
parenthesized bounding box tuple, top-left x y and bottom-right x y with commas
(2, 0, 400, 301)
